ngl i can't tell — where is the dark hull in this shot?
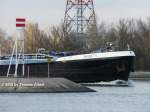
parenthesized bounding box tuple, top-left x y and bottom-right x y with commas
(0, 56, 134, 83)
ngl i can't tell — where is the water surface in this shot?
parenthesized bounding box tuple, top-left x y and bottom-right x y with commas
(0, 80, 150, 112)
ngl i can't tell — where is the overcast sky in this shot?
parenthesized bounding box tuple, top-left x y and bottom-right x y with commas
(0, 0, 150, 35)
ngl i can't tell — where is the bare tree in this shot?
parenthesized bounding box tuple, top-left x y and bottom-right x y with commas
(0, 28, 13, 55)
(25, 23, 50, 53)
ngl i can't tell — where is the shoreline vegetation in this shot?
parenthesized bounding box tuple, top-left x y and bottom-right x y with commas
(0, 18, 150, 71)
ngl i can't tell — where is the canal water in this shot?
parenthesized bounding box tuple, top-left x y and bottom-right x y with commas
(0, 80, 150, 112)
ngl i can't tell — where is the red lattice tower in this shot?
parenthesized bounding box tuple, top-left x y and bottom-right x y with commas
(64, 0, 97, 38)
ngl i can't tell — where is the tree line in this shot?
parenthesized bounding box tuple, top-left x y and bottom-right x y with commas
(0, 18, 150, 71)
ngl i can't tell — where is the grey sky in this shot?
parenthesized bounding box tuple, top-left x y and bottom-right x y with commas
(0, 0, 150, 35)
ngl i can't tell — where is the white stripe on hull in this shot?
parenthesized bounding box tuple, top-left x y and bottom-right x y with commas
(56, 51, 135, 62)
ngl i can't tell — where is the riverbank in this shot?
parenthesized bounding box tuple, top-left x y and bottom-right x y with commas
(130, 71, 150, 80)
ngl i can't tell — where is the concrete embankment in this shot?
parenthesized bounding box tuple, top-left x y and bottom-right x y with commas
(0, 78, 95, 93)
(130, 72, 150, 80)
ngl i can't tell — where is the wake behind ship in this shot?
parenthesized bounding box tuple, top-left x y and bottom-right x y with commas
(0, 50, 135, 83)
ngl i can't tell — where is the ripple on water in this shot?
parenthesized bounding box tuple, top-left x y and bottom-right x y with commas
(0, 80, 150, 112)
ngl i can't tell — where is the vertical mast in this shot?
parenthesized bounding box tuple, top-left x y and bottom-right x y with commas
(7, 18, 26, 77)
(15, 18, 26, 77)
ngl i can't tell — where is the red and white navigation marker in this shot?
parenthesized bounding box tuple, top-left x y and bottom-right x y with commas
(7, 18, 26, 77)
(15, 18, 26, 77)
(16, 18, 26, 28)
